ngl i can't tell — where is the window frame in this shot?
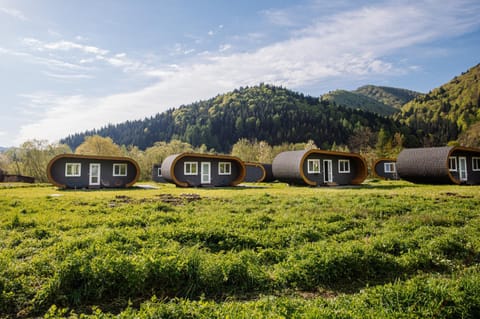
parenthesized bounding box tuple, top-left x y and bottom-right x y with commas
(113, 163, 127, 176)
(384, 162, 396, 173)
(307, 159, 321, 174)
(338, 159, 350, 173)
(184, 162, 198, 175)
(449, 156, 457, 172)
(472, 157, 480, 171)
(65, 163, 81, 177)
(157, 167, 162, 177)
(218, 162, 232, 175)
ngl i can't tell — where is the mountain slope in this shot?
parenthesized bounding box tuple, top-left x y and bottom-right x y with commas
(355, 85, 422, 110)
(321, 89, 398, 116)
(61, 84, 408, 152)
(395, 63, 480, 146)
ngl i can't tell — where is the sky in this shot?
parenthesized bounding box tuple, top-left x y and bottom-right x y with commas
(0, 0, 479, 147)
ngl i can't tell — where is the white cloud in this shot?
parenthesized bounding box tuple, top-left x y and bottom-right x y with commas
(15, 0, 480, 144)
(219, 44, 232, 52)
(42, 40, 109, 55)
(0, 7, 27, 21)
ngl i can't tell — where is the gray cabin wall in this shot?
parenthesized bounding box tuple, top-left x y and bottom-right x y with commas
(49, 157, 137, 188)
(302, 154, 359, 185)
(173, 156, 243, 187)
(450, 150, 480, 185)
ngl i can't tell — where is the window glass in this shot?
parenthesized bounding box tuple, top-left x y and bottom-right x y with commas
(449, 157, 457, 171)
(384, 163, 396, 173)
(65, 163, 81, 176)
(219, 162, 231, 175)
(113, 163, 127, 176)
(184, 162, 198, 175)
(472, 157, 480, 171)
(339, 160, 350, 173)
(307, 159, 320, 173)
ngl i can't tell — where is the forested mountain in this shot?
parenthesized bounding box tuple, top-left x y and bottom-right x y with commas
(321, 89, 398, 116)
(61, 64, 480, 153)
(395, 63, 480, 146)
(355, 85, 422, 110)
(61, 84, 411, 153)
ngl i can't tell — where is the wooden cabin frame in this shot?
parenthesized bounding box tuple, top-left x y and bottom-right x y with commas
(396, 146, 480, 185)
(272, 149, 367, 186)
(161, 153, 246, 187)
(47, 154, 140, 189)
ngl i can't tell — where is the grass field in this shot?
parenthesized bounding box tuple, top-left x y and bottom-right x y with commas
(1, 180, 479, 318)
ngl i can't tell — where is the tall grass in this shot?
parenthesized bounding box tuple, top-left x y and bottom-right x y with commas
(0, 181, 479, 317)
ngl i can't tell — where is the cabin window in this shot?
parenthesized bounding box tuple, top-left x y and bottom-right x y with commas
(338, 160, 350, 173)
(65, 163, 81, 177)
(157, 167, 162, 177)
(113, 163, 127, 176)
(307, 159, 320, 173)
(184, 162, 198, 175)
(218, 162, 231, 175)
(449, 157, 457, 171)
(473, 157, 480, 171)
(384, 163, 396, 173)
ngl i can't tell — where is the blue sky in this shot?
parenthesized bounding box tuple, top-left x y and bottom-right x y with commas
(1, 0, 479, 147)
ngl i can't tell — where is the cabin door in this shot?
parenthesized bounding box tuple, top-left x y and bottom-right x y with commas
(89, 163, 101, 186)
(323, 160, 333, 183)
(458, 157, 468, 182)
(201, 162, 211, 184)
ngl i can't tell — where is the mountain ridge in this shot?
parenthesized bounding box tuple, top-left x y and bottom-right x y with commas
(60, 63, 480, 152)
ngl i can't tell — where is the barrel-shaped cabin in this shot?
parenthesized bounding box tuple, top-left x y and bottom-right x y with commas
(272, 149, 367, 186)
(47, 154, 140, 189)
(161, 153, 246, 187)
(152, 164, 167, 183)
(0, 169, 35, 183)
(244, 162, 275, 183)
(397, 146, 480, 185)
(373, 158, 399, 180)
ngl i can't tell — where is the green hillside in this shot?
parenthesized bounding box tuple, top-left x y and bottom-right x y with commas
(61, 84, 408, 152)
(395, 63, 480, 146)
(321, 89, 398, 116)
(355, 85, 422, 109)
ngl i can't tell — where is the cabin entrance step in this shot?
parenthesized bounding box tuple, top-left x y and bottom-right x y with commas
(324, 182, 338, 186)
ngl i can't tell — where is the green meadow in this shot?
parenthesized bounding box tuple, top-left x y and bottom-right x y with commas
(1, 181, 479, 318)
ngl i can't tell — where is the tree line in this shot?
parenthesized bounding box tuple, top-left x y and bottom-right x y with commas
(1, 131, 405, 183)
